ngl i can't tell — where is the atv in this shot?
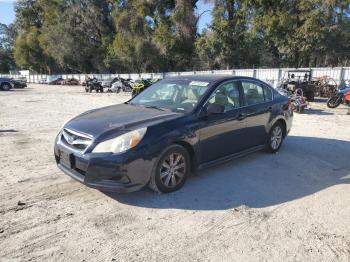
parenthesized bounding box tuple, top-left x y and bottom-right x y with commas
(85, 77, 103, 93)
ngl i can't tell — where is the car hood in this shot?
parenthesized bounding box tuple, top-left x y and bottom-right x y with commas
(64, 103, 182, 138)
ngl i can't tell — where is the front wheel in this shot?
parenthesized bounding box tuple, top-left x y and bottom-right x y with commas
(149, 145, 190, 193)
(267, 123, 284, 153)
(1, 83, 11, 91)
(327, 95, 342, 108)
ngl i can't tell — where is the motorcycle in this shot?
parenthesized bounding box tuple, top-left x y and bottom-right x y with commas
(109, 78, 133, 93)
(277, 87, 307, 113)
(289, 88, 307, 113)
(326, 86, 350, 108)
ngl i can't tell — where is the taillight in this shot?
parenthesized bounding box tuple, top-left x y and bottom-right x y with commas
(288, 100, 292, 107)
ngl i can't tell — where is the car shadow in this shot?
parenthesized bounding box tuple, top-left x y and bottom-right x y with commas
(104, 136, 350, 210)
(0, 129, 18, 133)
(303, 108, 333, 115)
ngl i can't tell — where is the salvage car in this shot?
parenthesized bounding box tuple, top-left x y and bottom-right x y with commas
(62, 78, 80, 85)
(279, 70, 315, 101)
(54, 76, 293, 193)
(12, 77, 27, 88)
(0, 77, 13, 91)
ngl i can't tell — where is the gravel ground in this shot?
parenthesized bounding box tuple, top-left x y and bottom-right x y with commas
(1, 84, 350, 261)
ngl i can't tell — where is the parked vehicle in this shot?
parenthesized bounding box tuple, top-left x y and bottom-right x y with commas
(327, 86, 350, 108)
(279, 70, 315, 101)
(54, 76, 293, 193)
(85, 77, 103, 92)
(0, 77, 13, 91)
(47, 76, 64, 85)
(11, 77, 27, 88)
(62, 78, 80, 85)
(39, 78, 47, 84)
(131, 79, 153, 96)
(109, 78, 133, 93)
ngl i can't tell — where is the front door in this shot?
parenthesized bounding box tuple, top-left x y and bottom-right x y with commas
(198, 80, 249, 164)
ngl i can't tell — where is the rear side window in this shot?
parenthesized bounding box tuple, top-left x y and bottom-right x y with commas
(242, 82, 265, 105)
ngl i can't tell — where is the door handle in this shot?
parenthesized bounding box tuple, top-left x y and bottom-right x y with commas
(237, 113, 246, 121)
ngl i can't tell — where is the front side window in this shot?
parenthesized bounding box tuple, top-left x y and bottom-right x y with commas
(242, 81, 265, 106)
(130, 79, 211, 112)
(207, 81, 241, 111)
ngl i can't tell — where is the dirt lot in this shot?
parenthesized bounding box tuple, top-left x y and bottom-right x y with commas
(1, 84, 350, 261)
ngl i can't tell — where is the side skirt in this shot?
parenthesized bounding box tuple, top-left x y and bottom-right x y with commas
(197, 144, 266, 170)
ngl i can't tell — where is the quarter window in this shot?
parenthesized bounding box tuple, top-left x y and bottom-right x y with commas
(263, 85, 273, 101)
(208, 81, 241, 111)
(242, 82, 265, 105)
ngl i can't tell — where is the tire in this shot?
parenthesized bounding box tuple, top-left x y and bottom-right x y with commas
(89, 87, 92, 93)
(85, 88, 89, 92)
(100, 88, 104, 93)
(149, 144, 190, 193)
(267, 122, 284, 153)
(327, 95, 342, 108)
(1, 83, 11, 91)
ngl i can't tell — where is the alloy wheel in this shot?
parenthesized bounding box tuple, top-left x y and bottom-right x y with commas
(159, 153, 186, 188)
(271, 126, 283, 150)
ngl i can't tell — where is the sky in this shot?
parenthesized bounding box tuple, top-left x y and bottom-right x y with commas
(0, 0, 213, 31)
(0, 0, 16, 25)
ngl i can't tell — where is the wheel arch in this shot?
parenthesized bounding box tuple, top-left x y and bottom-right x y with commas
(1, 81, 12, 88)
(173, 140, 197, 172)
(272, 118, 287, 138)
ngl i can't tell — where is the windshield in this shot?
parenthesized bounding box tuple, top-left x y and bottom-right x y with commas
(129, 79, 212, 112)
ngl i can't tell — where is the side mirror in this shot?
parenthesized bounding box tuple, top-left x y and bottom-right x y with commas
(207, 103, 225, 115)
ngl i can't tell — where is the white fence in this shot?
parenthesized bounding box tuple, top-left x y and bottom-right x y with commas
(2, 67, 350, 87)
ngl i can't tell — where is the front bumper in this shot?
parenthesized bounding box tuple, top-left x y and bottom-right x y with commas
(54, 135, 156, 193)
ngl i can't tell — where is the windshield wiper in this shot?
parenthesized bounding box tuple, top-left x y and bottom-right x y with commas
(143, 105, 166, 111)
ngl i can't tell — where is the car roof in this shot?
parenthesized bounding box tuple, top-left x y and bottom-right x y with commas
(164, 75, 260, 84)
(287, 70, 311, 73)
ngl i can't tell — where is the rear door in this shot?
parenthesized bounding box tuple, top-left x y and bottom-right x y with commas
(240, 80, 274, 147)
(198, 80, 249, 163)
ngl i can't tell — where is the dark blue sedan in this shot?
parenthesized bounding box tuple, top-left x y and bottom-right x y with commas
(54, 76, 293, 193)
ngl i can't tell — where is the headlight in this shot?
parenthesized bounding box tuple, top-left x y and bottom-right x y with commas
(92, 127, 147, 154)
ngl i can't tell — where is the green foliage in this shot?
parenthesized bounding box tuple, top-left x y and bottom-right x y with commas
(5, 0, 350, 73)
(0, 23, 16, 73)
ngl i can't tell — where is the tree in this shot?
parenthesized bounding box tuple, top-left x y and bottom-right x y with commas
(40, 0, 114, 73)
(195, 0, 261, 69)
(0, 23, 16, 73)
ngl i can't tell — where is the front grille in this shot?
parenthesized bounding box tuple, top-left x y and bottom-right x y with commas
(61, 128, 92, 151)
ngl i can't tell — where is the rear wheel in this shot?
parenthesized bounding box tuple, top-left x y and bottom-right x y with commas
(149, 145, 190, 193)
(267, 123, 284, 153)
